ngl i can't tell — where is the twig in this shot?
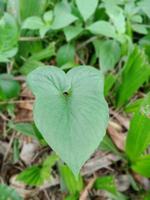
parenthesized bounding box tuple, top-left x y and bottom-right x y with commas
(110, 109, 129, 130)
(14, 76, 26, 81)
(0, 112, 10, 121)
(19, 36, 46, 42)
(43, 189, 51, 200)
(77, 36, 98, 50)
(0, 99, 34, 105)
(4, 132, 16, 161)
(79, 176, 97, 200)
(108, 125, 126, 151)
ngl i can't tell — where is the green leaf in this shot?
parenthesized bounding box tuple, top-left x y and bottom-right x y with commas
(75, 0, 98, 21)
(20, 43, 55, 75)
(132, 24, 148, 35)
(65, 195, 78, 200)
(116, 47, 150, 107)
(59, 164, 83, 195)
(110, 192, 128, 200)
(125, 103, 150, 162)
(98, 40, 121, 72)
(43, 10, 53, 24)
(105, 4, 125, 34)
(94, 175, 117, 195)
(18, 154, 58, 186)
(0, 13, 19, 62)
(142, 192, 150, 200)
(20, 60, 45, 75)
(22, 16, 44, 30)
(7, 0, 20, 22)
(27, 66, 109, 175)
(0, 74, 20, 100)
(138, 0, 150, 18)
(100, 134, 121, 157)
(132, 155, 150, 177)
(125, 99, 143, 113)
(20, 0, 47, 20)
(104, 73, 117, 96)
(0, 184, 22, 200)
(64, 25, 83, 41)
(56, 43, 75, 67)
(10, 122, 44, 143)
(51, 1, 77, 30)
(87, 21, 117, 38)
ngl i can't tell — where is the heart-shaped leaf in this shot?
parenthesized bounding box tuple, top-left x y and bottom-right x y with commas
(27, 66, 109, 175)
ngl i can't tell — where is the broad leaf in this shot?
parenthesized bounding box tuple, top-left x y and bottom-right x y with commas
(104, 4, 125, 34)
(0, 184, 22, 200)
(98, 40, 121, 72)
(51, 1, 77, 30)
(87, 21, 117, 38)
(132, 155, 150, 177)
(20, 0, 47, 20)
(76, 0, 98, 21)
(0, 74, 20, 100)
(27, 66, 109, 175)
(138, 0, 150, 18)
(7, 0, 20, 22)
(116, 47, 150, 107)
(64, 25, 83, 41)
(125, 93, 150, 161)
(56, 43, 75, 67)
(20, 43, 55, 75)
(22, 16, 44, 30)
(10, 122, 45, 143)
(132, 24, 148, 35)
(0, 13, 19, 62)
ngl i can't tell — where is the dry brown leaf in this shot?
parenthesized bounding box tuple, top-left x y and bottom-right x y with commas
(108, 125, 126, 151)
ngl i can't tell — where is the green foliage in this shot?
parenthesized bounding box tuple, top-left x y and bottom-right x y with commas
(0, 184, 22, 200)
(116, 47, 150, 107)
(20, 0, 47, 20)
(96, 39, 121, 72)
(20, 43, 55, 75)
(51, 1, 77, 30)
(104, 73, 117, 96)
(100, 134, 121, 157)
(125, 111, 150, 162)
(1, 0, 150, 198)
(125, 93, 150, 162)
(64, 25, 83, 42)
(59, 163, 83, 195)
(27, 66, 109, 176)
(22, 16, 44, 30)
(10, 122, 45, 144)
(75, 0, 98, 21)
(0, 74, 20, 100)
(17, 154, 58, 186)
(0, 13, 19, 62)
(56, 43, 75, 67)
(87, 21, 117, 38)
(104, 3, 125, 34)
(94, 175, 117, 195)
(132, 155, 150, 177)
